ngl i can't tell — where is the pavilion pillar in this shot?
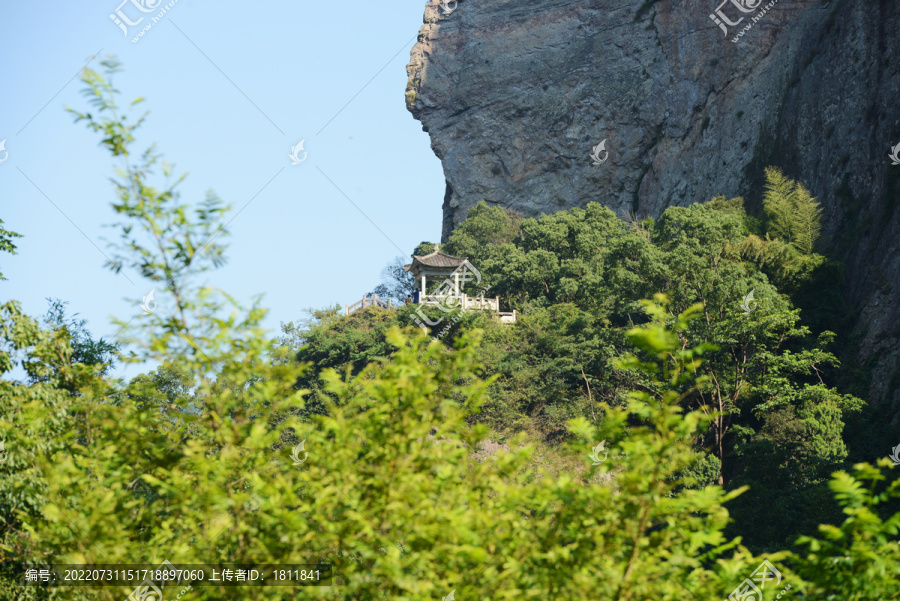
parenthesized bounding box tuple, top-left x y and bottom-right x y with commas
(454, 272, 459, 296)
(421, 274, 426, 295)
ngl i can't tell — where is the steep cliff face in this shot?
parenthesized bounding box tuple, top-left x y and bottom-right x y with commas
(406, 0, 900, 412)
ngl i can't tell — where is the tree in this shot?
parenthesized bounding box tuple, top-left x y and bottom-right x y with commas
(291, 303, 403, 419)
(442, 201, 524, 261)
(0, 219, 22, 281)
(762, 166, 796, 242)
(125, 360, 194, 413)
(37, 298, 119, 381)
(762, 166, 823, 254)
(0, 299, 119, 600)
(12, 288, 774, 600)
(371, 255, 416, 303)
(791, 461, 900, 598)
(413, 241, 439, 256)
(67, 56, 252, 365)
(740, 233, 826, 291)
(476, 303, 621, 439)
(3, 57, 896, 601)
(305, 196, 862, 509)
(738, 168, 827, 295)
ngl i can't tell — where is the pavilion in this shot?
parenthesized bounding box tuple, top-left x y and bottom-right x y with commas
(404, 245, 472, 298)
(403, 245, 515, 322)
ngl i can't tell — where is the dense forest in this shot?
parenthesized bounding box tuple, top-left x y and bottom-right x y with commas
(1, 61, 899, 600)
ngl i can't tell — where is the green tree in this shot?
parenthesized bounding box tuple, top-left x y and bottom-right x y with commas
(477, 303, 621, 439)
(4, 58, 898, 600)
(762, 166, 797, 242)
(441, 201, 524, 260)
(125, 360, 194, 413)
(67, 56, 250, 365)
(302, 196, 862, 510)
(371, 255, 417, 303)
(290, 304, 404, 418)
(413, 241, 440, 256)
(761, 166, 824, 255)
(38, 298, 119, 381)
(0, 300, 115, 600)
(790, 461, 900, 599)
(12, 275, 776, 601)
(0, 219, 22, 281)
(739, 168, 827, 292)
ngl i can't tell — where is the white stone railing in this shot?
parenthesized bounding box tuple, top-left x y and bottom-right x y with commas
(343, 293, 516, 324)
(345, 294, 393, 315)
(419, 293, 499, 312)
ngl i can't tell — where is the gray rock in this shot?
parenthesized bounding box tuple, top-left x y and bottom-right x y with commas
(406, 0, 900, 413)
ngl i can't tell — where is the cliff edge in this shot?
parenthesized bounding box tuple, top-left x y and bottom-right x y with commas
(406, 0, 900, 412)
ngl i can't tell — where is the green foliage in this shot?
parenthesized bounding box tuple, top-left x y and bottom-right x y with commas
(762, 166, 824, 255)
(371, 255, 417, 303)
(125, 360, 194, 412)
(737, 168, 829, 293)
(297, 197, 864, 539)
(477, 303, 620, 439)
(290, 305, 405, 418)
(68, 56, 253, 365)
(0, 300, 115, 599)
(442, 202, 524, 260)
(3, 59, 893, 600)
(0, 219, 22, 281)
(2, 287, 762, 600)
(413, 241, 439, 256)
(680, 452, 723, 490)
(727, 380, 866, 549)
(443, 202, 626, 313)
(791, 460, 900, 598)
(763, 167, 799, 243)
(740, 233, 826, 291)
(1, 215, 758, 601)
(38, 298, 119, 381)
(8, 309, 308, 600)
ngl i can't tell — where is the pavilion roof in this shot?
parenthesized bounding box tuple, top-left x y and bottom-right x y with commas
(404, 247, 468, 273)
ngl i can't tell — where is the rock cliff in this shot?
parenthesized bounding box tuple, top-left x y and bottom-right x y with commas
(406, 0, 900, 412)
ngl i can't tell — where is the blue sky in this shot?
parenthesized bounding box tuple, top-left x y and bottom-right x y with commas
(0, 1, 444, 379)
